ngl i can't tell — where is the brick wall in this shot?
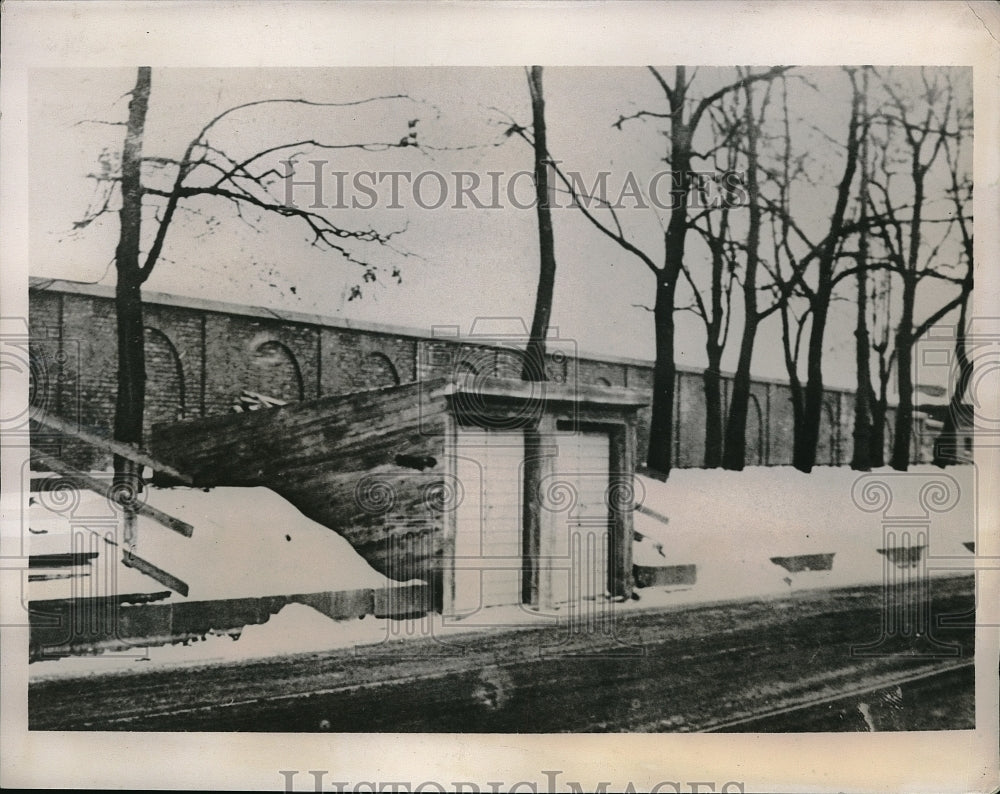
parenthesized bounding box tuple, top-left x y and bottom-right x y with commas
(30, 281, 889, 472)
(578, 358, 628, 388)
(322, 328, 417, 394)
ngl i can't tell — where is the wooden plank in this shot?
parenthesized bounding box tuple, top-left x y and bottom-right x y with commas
(30, 451, 194, 539)
(635, 503, 670, 526)
(31, 477, 64, 492)
(29, 552, 99, 568)
(373, 583, 432, 618)
(770, 554, 836, 573)
(153, 383, 448, 486)
(31, 410, 194, 485)
(155, 377, 444, 440)
(122, 551, 189, 597)
(30, 590, 173, 611)
(633, 563, 697, 588)
(292, 589, 374, 621)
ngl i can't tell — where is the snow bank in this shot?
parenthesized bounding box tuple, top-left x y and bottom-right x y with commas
(28, 485, 396, 604)
(27, 465, 980, 679)
(28, 602, 397, 679)
(631, 464, 978, 604)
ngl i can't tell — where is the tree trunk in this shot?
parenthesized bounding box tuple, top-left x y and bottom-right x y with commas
(933, 293, 971, 466)
(647, 277, 678, 478)
(520, 67, 556, 608)
(722, 79, 762, 472)
(850, 251, 874, 472)
(891, 325, 914, 470)
(779, 290, 807, 470)
(113, 67, 151, 494)
(785, 321, 807, 463)
(522, 66, 555, 383)
(795, 294, 830, 473)
(790, 381, 806, 466)
(851, 98, 873, 472)
(891, 120, 929, 471)
(701, 237, 727, 470)
(794, 70, 862, 473)
(703, 348, 723, 468)
(891, 195, 919, 473)
(851, 287, 874, 471)
(114, 274, 146, 453)
(645, 71, 692, 480)
(868, 379, 887, 467)
(723, 321, 757, 471)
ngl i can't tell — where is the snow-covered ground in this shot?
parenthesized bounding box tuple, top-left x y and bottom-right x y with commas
(27, 604, 402, 679)
(28, 484, 393, 605)
(630, 463, 978, 609)
(27, 464, 980, 680)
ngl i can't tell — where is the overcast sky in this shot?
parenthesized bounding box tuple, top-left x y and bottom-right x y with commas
(28, 66, 970, 389)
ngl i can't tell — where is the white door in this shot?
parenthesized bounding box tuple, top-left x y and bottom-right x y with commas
(453, 428, 524, 613)
(549, 431, 611, 605)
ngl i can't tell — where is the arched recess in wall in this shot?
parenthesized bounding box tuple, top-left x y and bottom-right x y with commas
(745, 393, 765, 466)
(440, 344, 492, 381)
(362, 351, 400, 389)
(249, 340, 304, 402)
(455, 360, 479, 385)
(143, 327, 185, 434)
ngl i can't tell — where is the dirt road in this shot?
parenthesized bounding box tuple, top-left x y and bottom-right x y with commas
(29, 575, 975, 732)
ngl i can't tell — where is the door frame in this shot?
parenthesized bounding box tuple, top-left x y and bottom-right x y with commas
(443, 409, 637, 617)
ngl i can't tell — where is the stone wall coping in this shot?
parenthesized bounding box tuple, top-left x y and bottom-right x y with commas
(29, 276, 856, 395)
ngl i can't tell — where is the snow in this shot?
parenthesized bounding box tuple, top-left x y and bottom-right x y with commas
(28, 485, 394, 605)
(27, 603, 399, 679)
(28, 465, 979, 680)
(630, 463, 977, 607)
(26, 601, 564, 680)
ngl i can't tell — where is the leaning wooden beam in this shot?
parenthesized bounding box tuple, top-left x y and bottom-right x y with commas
(30, 451, 194, 539)
(29, 552, 100, 569)
(635, 502, 670, 526)
(31, 410, 194, 486)
(122, 551, 189, 597)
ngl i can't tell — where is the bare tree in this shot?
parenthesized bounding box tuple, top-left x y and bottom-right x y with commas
(933, 96, 974, 466)
(778, 289, 812, 459)
(769, 155, 813, 468)
(111, 67, 152, 492)
(794, 69, 865, 472)
(866, 264, 896, 467)
(522, 66, 556, 383)
(519, 66, 558, 606)
(548, 66, 790, 478)
(756, 68, 866, 472)
(861, 115, 906, 468)
(682, 97, 743, 467)
(720, 70, 776, 471)
(850, 69, 876, 471)
(84, 68, 417, 488)
(869, 67, 972, 470)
